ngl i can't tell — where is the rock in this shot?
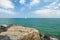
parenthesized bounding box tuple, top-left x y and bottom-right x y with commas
(43, 35, 50, 40)
(0, 26, 41, 40)
(0, 35, 10, 40)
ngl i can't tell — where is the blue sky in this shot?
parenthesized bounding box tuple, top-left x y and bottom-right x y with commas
(0, 0, 60, 18)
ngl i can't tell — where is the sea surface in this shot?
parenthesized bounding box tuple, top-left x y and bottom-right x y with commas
(0, 18, 60, 39)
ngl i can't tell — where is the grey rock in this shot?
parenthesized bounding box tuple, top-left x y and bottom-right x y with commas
(0, 35, 10, 40)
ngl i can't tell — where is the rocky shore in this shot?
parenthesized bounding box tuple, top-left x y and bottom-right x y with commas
(0, 25, 41, 40)
(0, 25, 59, 40)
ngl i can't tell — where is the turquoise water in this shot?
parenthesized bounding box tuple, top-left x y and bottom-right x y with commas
(0, 18, 60, 38)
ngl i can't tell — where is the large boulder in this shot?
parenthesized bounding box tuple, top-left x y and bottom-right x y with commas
(0, 26, 41, 40)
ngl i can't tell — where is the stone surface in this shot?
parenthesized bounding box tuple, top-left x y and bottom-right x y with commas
(0, 26, 41, 40)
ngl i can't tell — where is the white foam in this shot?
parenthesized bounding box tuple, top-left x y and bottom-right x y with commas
(50, 37, 59, 40)
(2, 24, 8, 27)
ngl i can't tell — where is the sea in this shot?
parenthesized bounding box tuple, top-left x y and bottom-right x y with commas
(0, 18, 60, 40)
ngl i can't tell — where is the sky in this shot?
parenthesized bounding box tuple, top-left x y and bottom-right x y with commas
(0, 0, 60, 18)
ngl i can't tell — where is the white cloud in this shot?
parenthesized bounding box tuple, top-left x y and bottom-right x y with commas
(34, 9, 60, 18)
(44, 0, 59, 2)
(0, 8, 15, 15)
(19, 0, 40, 10)
(30, 0, 40, 6)
(0, 0, 14, 9)
(19, 0, 25, 4)
(45, 1, 60, 9)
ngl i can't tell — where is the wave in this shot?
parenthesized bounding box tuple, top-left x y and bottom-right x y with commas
(50, 37, 59, 40)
